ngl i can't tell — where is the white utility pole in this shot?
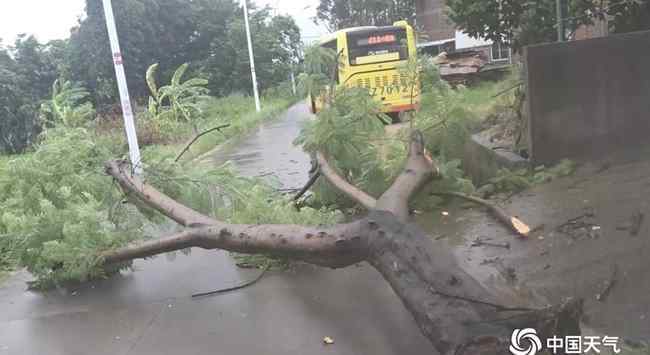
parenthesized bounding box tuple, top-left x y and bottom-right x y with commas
(242, 0, 261, 112)
(102, 0, 143, 175)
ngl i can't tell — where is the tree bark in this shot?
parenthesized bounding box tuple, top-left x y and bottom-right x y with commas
(103, 131, 582, 355)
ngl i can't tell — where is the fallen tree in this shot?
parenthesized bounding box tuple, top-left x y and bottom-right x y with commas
(103, 131, 582, 355)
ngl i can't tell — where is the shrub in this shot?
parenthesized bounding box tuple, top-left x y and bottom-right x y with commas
(0, 128, 139, 287)
(146, 63, 210, 131)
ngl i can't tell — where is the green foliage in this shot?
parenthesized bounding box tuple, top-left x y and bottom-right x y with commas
(446, 0, 650, 51)
(316, 0, 416, 30)
(296, 87, 400, 205)
(295, 57, 494, 209)
(146, 63, 209, 128)
(297, 44, 338, 98)
(430, 159, 476, 195)
(413, 58, 478, 161)
(0, 110, 339, 286)
(40, 79, 95, 128)
(0, 128, 139, 287)
(477, 159, 577, 196)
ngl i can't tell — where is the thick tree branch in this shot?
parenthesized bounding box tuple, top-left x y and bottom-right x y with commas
(367, 211, 581, 355)
(106, 160, 219, 227)
(316, 151, 377, 209)
(104, 159, 369, 268)
(102, 221, 370, 268)
(103, 129, 580, 355)
(377, 131, 439, 221)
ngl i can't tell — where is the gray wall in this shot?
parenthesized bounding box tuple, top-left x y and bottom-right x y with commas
(525, 30, 650, 165)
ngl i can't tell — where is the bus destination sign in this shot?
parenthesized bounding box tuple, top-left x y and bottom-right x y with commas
(357, 34, 397, 46)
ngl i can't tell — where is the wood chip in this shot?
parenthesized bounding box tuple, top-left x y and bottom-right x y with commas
(511, 217, 531, 237)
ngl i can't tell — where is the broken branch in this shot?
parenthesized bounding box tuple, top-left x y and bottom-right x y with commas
(378, 131, 438, 221)
(293, 170, 321, 201)
(104, 159, 370, 268)
(433, 191, 531, 237)
(316, 151, 377, 210)
(174, 124, 230, 162)
(106, 160, 218, 227)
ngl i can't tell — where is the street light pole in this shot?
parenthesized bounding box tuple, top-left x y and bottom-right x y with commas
(242, 0, 261, 112)
(102, 0, 143, 175)
(556, 0, 565, 42)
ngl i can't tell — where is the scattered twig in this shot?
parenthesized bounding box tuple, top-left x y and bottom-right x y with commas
(174, 124, 230, 162)
(555, 211, 595, 231)
(480, 257, 502, 265)
(596, 265, 618, 302)
(375, 114, 391, 125)
(491, 81, 523, 98)
(554, 210, 601, 240)
(594, 161, 611, 174)
(616, 211, 645, 237)
(257, 172, 277, 178)
(471, 237, 511, 249)
(433, 192, 531, 237)
(429, 288, 534, 313)
(192, 263, 270, 298)
(294, 170, 321, 201)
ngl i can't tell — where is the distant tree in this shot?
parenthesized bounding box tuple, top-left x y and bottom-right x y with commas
(608, 0, 650, 33)
(67, 0, 302, 105)
(446, 0, 650, 51)
(196, 5, 302, 96)
(11, 35, 62, 100)
(0, 36, 64, 153)
(316, 0, 416, 30)
(68, 0, 197, 107)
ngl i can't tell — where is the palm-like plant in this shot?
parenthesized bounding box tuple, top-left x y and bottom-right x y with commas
(40, 79, 95, 128)
(147, 63, 210, 131)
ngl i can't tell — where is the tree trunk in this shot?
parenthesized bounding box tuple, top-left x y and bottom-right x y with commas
(103, 131, 582, 355)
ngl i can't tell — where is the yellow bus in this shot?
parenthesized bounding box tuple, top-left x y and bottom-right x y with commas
(310, 20, 419, 123)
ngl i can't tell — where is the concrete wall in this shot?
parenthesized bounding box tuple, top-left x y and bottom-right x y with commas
(463, 133, 530, 185)
(525, 30, 650, 165)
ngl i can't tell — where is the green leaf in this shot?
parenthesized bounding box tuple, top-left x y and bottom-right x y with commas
(146, 63, 160, 98)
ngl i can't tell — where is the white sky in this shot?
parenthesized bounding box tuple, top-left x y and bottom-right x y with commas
(0, 0, 328, 45)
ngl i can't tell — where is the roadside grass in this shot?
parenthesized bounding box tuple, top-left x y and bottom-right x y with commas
(164, 96, 295, 162)
(0, 155, 15, 281)
(457, 81, 502, 117)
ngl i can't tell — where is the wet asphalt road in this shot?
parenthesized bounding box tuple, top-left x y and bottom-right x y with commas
(0, 102, 433, 355)
(208, 102, 312, 191)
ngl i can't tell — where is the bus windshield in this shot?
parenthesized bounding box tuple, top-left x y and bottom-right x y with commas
(347, 27, 409, 66)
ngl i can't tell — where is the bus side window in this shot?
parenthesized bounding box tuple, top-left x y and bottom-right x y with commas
(321, 40, 339, 84)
